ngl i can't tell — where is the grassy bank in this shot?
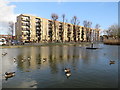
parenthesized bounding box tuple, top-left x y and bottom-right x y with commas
(0, 42, 93, 49)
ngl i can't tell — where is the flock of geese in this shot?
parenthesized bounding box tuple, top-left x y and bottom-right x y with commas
(13, 57, 47, 63)
(2, 51, 116, 80)
(4, 68, 72, 80)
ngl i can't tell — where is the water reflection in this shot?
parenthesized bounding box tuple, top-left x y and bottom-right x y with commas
(2, 44, 118, 88)
(14, 45, 83, 73)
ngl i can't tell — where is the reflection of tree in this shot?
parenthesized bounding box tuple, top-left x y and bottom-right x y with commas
(48, 46, 58, 74)
(67, 46, 70, 61)
(58, 46, 64, 63)
(36, 47, 41, 69)
(17, 47, 41, 71)
(72, 46, 79, 69)
(84, 53, 90, 64)
(17, 54, 30, 71)
(30, 47, 37, 69)
(81, 49, 91, 64)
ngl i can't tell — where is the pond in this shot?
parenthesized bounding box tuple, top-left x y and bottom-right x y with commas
(1, 43, 119, 88)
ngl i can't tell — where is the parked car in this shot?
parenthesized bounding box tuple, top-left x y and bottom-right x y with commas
(0, 38, 6, 45)
(11, 40, 24, 45)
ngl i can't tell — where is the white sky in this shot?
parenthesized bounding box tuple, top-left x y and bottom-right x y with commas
(0, 0, 17, 35)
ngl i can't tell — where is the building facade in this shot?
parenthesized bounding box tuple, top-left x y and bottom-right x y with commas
(15, 14, 100, 43)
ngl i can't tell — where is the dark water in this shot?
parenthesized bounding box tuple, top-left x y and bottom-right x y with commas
(1, 43, 119, 88)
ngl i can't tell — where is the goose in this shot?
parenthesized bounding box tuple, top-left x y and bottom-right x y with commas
(43, 58, 47, 62)
(5, 72, 15, 78)
(109, 60, 115, 65)
(21, 59, 25, 63)
(13, 58, 17, 62)
(2, 52, 7, 56)
(27, 57, 31, 60)
(65, 72, 71, 77)
(64, 68, 71, 73)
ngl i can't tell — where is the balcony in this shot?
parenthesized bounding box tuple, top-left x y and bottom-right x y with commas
(21, 17, 30, 21)
(59, 34, 62, 36)
(36, 31, 40, 34)
(68, 28, 71, 31)
(48, 20, 52, 23)
(59, 24, 62, 27)
(48, 30, 53, 35)
(67, 32, 71, 35)
(59, 30, 62, 33)
(36, 18, 41, 22)
(48, 26, 52, 29)
(22, 22, 30, 26)
(48, 23, 53, 26)
(36, 27, 41, 29)
(26, 23, 30, 26)
(26, 28, 30, 31)
(36, 20, 41, 22)
(22, 26, 30, 30)
(68, 24, 71, 27)
(36, 21, 41, 24)
(38, 33, 41, 36)
(27, 37, 30, 40)
(36, 23, 41, 27)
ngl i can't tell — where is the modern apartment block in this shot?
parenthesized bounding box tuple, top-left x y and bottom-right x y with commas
(15, 14, 100, 43)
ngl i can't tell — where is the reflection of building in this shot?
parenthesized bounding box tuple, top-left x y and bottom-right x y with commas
(16, 45, 82, 71)
(15, 14, 100, 43)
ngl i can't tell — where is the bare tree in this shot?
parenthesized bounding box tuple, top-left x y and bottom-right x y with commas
(105, 24, 119, 38)
(83, 20, 92, 28)
(95, 24, 100, 29)
(83, 20, 92, 42)
(83, 20, 88, 27)
(71, 16, 80, 42)
(95, 24, 101, 41)
(88, 21, 92, 28)
(8, 22, 14, 40)
(61, 14, 65, 42)
(88, 21, 92, 42)
(62, 14, 65, 23)
(51, 13, 58, 42)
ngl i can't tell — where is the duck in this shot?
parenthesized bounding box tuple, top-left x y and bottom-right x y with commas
(5, 72, 15, 78)
(27, 57, 31, 60)
(2, 52, 7, 56)
(109, 60, 115, 65)
(64, 68, 71, 73)
(13, 58, 17, 62)
(65, 72, 71, 77)
(43, 58, 47, 62)
(21, 59, 24, 63)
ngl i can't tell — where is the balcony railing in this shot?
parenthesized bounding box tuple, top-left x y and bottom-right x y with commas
(36, 18, 41, 22)
(22, 22, 30, 26)
(48, 26, 52, 29)
(48, 23, 52, 26)
(22, 17, 30, 21)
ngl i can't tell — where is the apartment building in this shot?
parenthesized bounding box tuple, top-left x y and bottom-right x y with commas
(15, 14, 100, 43)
